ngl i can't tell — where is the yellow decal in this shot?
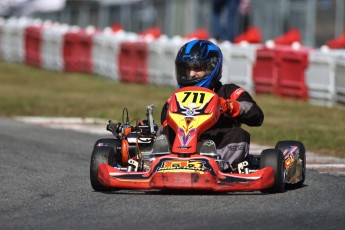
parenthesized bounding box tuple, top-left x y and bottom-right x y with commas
(175, 91, 214, 108)
(157, 160, 207, 173)
(169, 90, 215, 136)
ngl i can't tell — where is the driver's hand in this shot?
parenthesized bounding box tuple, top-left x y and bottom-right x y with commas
(219, 97, 240, 117)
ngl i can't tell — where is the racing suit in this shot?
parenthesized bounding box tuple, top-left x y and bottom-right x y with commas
(160, 81, 264, 170)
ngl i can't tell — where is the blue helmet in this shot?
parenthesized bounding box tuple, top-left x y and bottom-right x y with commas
(175, 40, 223, 89)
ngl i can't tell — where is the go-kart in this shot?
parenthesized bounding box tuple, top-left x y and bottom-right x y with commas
(90, 86, 306, 193)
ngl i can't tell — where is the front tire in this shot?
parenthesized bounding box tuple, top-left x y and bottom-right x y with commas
(90, 138, 119, 191)
(260, 149, 285, 193)
(275, 140, 306, 188)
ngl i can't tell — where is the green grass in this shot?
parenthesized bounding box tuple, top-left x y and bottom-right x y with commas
(246, 96, 345, 157)
(0, 61, 172, 120)
(1, 61, 344, 158)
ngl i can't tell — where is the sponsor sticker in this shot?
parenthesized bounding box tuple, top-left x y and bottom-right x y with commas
(157, 160, 207, 173)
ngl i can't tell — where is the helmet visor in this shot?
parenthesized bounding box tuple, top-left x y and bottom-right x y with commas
(176, 60, 214, 87)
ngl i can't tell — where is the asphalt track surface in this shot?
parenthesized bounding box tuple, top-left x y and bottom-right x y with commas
(1, 117, 344, 230)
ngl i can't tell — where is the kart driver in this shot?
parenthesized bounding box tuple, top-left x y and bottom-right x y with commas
(159, 39, 264, 172)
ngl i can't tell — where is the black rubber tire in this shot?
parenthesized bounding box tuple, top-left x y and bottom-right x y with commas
(275, 140, 306, 188)
(260, 149, 285, 193)
(90, 138, 119, 191)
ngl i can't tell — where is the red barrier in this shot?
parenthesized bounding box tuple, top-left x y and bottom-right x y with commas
(139, 26, 161, 39)
(25, 25, 43, 67)
(253, 45, 310, 99)
(63, 29, 94, 73)
(325, 32, 345, 49)
(275, 47, 309, 99)
(63, 31, 80, 72)
(273, 28, 302, 45)
(111, 24, 124, 32)
(252, 46, 279, 93)
(118, 41, 149, 84)
(234, 26, 262, 44)
(183, 28, 209, 40)
(79, 31, 94, 73)
(119, 42, 135, 82)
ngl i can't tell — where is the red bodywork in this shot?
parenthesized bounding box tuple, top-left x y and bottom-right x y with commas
(97, 86, 275, 192)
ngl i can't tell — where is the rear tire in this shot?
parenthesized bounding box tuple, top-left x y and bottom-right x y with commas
(90, 138, 120, 191)
(275, 140, 306, 188)
(260, 149, 285, 193)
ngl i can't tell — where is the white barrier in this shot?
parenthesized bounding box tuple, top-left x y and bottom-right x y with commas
(41, 24, 69, 71)
(218, 41, 233, 86)
(1, 16, 345, 109)
(335, 53, 345, 106)
(92, 30, 107, 77)
(0, 17, 32, 63)
(148, 36, 186, 87)
(219, 42, 257, 93)
(148, 37, 166, 86)
(92, 29, 137, 80)
(306, 50, 337, 107)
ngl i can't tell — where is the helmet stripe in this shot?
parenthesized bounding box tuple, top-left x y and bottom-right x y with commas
(185, 40, 199, 54)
